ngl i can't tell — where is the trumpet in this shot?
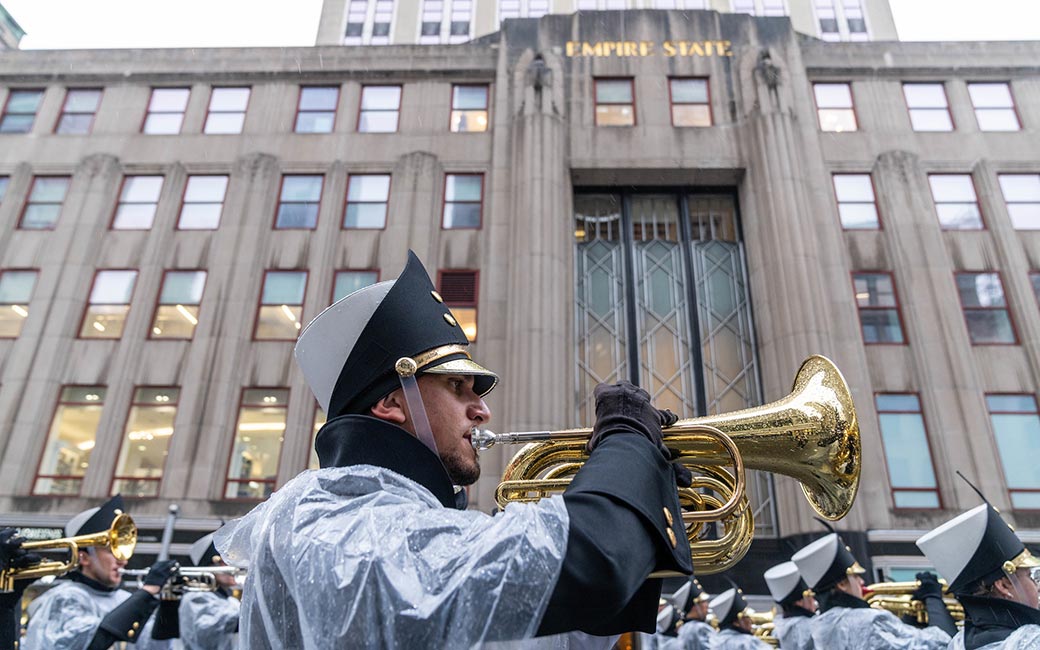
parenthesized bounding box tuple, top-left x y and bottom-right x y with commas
(746, 610, 778, 647)
(1, 512, 137, 592)
(473, 355, 860, 574)
(122, 566, 244, 593)
(864, 580, 964, 626)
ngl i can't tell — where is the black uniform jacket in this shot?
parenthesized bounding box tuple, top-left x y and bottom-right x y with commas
(960, 595, 1040, 650)
(315, 414, 693, 637)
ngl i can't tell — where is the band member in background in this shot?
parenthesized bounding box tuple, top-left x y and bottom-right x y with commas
(215, 251, 694, 648)
(665, 578, 714, 650)
(707, 587, 770, 649)
(0, 528, 41, 650)
(916, 500, 1040, 649)
(791, 532, 955, 649)
(23, 495, 177, 650)
(763, 561, 815, 650)
(178, 533, 239, 650)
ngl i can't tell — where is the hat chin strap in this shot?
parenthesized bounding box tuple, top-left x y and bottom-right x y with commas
(395, 357, 439, 460)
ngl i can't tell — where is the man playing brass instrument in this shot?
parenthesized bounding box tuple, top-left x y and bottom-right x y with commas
(215, 252, 693, 648)
(24, 495, 178, 650)
(177, 533, 239, 650)
(763, 561, 816, 650)
(916, 501, 1040, 649)
(707, 587, 771, 649)
(791, 532, 955, 649)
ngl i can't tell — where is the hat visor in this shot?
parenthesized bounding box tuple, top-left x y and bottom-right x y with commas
(847, 561, 867, 575)
(423, 358, 499, 396)
(1014, 549, 1040, 570)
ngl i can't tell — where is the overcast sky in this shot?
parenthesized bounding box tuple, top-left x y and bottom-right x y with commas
(3, 0, 1039, 49)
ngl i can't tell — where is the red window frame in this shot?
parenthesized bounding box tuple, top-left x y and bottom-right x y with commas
(147, 269, 208, 340)
(77, 268, 139, 340)
(967, 81, 1022, 132)
(252, 270, 309, 341)
(811, 82, 859, 132)
(273, 174, 324, 230)
(437, 269, 479, 341)
(851, 271, 906, 345)
(449, 83, 490, 132)
(593, 78, 636, 127)
(343, 173, 392, 230)
(203, 86, 252, 135)
(441, 172, 484, 230)
(31, 384, 107, 497)
(986, 393, 1040, 510)
(356, 84, 403, 133)
(997, 173, 1040, 231)
(0, 268, 39, 339)
(222, 387, 290, 501)
(667, 77, 712, 127)
(176, 174, 229, 230)
(294, 85, 340, 133)
(874, 392, 942, 510)
(53, 88, 103, 135)
(331, 268, 381, 304)
(19, 175, 72, 231)
(0, 88, 45, 134)
(109, 385, 180, 498)
(902, 82, 955, 132)
(832, 173, 881, 230)
(954, 271, 1019, 345)
(109, 174, 165, 231)
(141, 87, 191, 135)
(928, 173, 985, 231)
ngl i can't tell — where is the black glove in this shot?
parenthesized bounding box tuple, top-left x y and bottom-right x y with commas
(588, 382, 674, 454)
(144, 559, 179, 587)
(912, 572, 944, 601)
(0, 528, 41, 572)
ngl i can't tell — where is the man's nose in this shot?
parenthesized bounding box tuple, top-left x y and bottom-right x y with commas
(469, 398, 490, 424)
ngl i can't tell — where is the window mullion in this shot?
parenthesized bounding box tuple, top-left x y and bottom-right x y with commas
(620, 193, 641, 386)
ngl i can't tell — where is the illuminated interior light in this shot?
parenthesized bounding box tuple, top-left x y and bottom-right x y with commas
(280, 304, 298, 323)
(152, 327, 162, 335)
(176, 304, 199, 325)
(238, 422, 287, 432)
(11, 305, 28, 318)
(92, 321, 106, 332)
(76, 440, 96, 451)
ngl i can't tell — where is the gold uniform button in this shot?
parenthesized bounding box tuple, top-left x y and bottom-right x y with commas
(663, 507, 674, 527)
(431, 290, 444, 303)
(128, 630, 135, 638)
(666, 528, 677, 548)
(133, 622, 140, 630)
(443, 313, 458, 327)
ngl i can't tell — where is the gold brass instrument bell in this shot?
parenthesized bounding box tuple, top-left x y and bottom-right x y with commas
(0, 512, 137, 591)
(747, 610, 778, 646)
(471, 355, 861, 574)
(864, 580, 965, 626)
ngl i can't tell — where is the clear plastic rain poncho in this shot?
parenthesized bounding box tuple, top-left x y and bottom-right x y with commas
(771, 614, 814, 650)
(809, 607, 950, 650)
(708, 628, 771, 649)
(178, 589, 240, 650)
(215, 465, 570, 650)
(23, 580, 171, 650)
(947, 626, 1040, 650)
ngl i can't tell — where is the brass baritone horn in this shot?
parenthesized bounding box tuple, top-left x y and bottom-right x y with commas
(864, 580, 964, 626)
(746, 610, 778, 647)
(472, 355, 860, 575)
(1, 512, 137, 592)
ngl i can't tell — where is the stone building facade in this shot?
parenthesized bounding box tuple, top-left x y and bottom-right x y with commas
(0, 10, 1038, 594)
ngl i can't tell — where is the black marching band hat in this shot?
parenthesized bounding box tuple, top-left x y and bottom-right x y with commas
(189, 533, 220, 567)
(916, 503, 1040, 595)
(791, 533, 866, 592)
(64, 494, 125, 538)
(669, 577, 711, 616)
(764, 561, 813, 607)
(709, 587, 751, 628)
(294, 251, 498, 419)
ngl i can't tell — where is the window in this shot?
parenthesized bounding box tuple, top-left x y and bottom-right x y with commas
(111, 387, 180, 497)
(903, 83, 953, 132)
(842, 0, 868, 39)
(20, 176, 71, 230)
(80, 270, 138, 339)
(876, 394, 940, 508)
(0, 270, 37, 337)
(178, 175, 228, 230)
(451, 85, 488, 132)
(442, 173, 483, 229)
(344, 0, 369, 44)
(1031, 273, 1040, 307)
(344, 174, 390, 229)
(0, 89, 43, 134)
(594, 79, 635, 127)
(929, 174, 983, 230)
(731, 0, 786, 15)
(112, 175, 164, 230)
(309, 406, 326, 470)
(968, 83, 1019, 132)
(420, 0, 443, 43)
(998, 174, 1040, 230)
(813, 83, 857, 132)
(815, 0, 839, 40)
(852, 273, 904, 344)
(669, 78, 711, 127)
(204, 87, 250, 134)
(143, 88, 190, 135)
(987, 394, 1040, 509)
(54, 89, 102, 135)
(499, 0, 551, 19)
(224, 388, 288, 499)
(0, 176, 7, 204)
(358, 85, 401, 133)
(275, 175, 323, 229)
(438, 270, 478, 341)
(832, 174, 878, 230)
(33, 386, 107, 495)
(333, 270, 379, 302)
(295, 86, 339, 133)
(255, 271, 307, 340)
(956, 272, 1015, 344)
(151, 270, 206, 339)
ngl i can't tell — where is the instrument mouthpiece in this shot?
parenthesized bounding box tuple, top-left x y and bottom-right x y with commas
(470, 428, 497, 451)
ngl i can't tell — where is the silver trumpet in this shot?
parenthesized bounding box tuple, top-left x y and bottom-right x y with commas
(121, 565, 245, 598)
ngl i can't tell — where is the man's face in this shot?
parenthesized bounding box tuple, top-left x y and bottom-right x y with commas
(996, 568, 1040, 609)
(735, 614, 754, 632)
(80, 546, 125, 588)
(403, 374, 491, 486)
(837, 574, 865, 599)
(690, 600, 710, 620)
(795, 594, 818, 613)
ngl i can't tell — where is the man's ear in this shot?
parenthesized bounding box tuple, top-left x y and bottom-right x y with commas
(369, 389, 408, 424)
(993, 575, 1016, 600)
(78, 549, 92, 568)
